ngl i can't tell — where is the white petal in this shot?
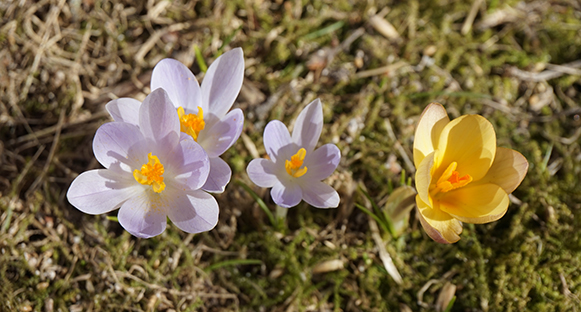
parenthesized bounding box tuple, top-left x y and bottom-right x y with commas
(292, 99, 323, 153)
(201, 157, 232, 193)
(169, 138, 210, 191)
(271, 181, 302, 208)
(67, 169, 141, 215)
(197, 108, 244, 158)
(105, 98, 141, 125)
(301, 181, 340, 208)
(139, 88, 180, 149)
(303, 143, 340, 181)
(201, 48, 245, 119)
(167, 189, 219, 234)
(263, 120, 293, 163)
(117, 192, 167, 238)
(93, 122, 146, 172)
(247, 158, 279, 188)
(151, 58, 203, 110)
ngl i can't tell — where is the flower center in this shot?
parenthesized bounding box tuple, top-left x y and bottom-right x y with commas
(285, 148, 308, 178)
(133, 153, 166, 193)
(177, 106, 205, 141)
(430, 161, 472, 196)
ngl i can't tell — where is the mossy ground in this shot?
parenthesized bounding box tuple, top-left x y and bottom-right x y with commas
(1, 0, 580, 311)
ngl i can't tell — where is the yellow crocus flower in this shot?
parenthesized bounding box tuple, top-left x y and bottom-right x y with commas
(413, 103, 528, 244)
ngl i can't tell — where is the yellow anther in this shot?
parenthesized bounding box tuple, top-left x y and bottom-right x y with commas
(285, 148, 308, 178)
(431, 161, 472, 195)
(177, 106, 205, 141)
(133, 153, 166, 193)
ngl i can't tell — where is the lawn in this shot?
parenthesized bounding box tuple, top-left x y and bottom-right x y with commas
(1, 0, 580, 311)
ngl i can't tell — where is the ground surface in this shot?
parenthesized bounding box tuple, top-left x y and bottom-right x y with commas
(1, 0, 581, 311)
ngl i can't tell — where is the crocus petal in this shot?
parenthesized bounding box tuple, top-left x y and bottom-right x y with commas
(67, 169, 142, 215)
(263, 120, 293, 162)
(106, 98, 141, 125)
(246, 158, 278, 187)
(201, 157, 232, 193)
(301, 181, 340, 208)
(415, 151, 434, 207)
(117, 193, 167, 238)
(169, 138, 210, 191)
(435, 114, 496, 181)
(93, 122, 146, 172)
(291, 99, 323, 153)
(271, 181, 302, 208)
(201, 48, 244, 119)
(247, 158, 279, 188)
(413, 103, 449, 166)
(139, 88, 180, 149)
(416, 196, 462, 244)
(302, 143, 341, 181)
(197, 108, 244, 158)
(151, 58, 203, 110)
(167, 189, 219, 233)
(437, 183, 509, 224)
(475, 147, 528, 193)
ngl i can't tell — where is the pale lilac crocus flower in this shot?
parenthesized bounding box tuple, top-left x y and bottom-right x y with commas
(247, 99, 341, 208)
(67, 88, 218, 238)
(106, 48, 245, 193)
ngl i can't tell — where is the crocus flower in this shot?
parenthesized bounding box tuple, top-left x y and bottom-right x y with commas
(106, 48, 245, 193)
(246, 99, 341, 208)
(413, 103, 528, 243)
(67, 88, 218, 238)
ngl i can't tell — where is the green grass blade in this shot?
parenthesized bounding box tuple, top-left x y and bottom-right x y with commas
(443, 296, 456, 312)
(204, 259, 263, 272)
(355, 203, 391, 235)
(236, 180, 278, 230)
(301, 21, 345, 41)
(194, 45, 208, 73)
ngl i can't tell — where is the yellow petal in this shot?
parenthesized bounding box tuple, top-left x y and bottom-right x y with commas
(475, 147, 528, 193)
(437, 183, 509, 224)
(435, 114, 496, 182)
(413, 103, 450, 166)
(415, 151, 435, 207)
(416, 195, 462, 244)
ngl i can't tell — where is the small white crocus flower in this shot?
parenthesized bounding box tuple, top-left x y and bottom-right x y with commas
(246, 99, 341, 208)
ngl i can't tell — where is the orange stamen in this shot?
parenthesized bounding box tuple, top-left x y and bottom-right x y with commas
(133, 153, 166, 193)
(285, 148, 308, 178)
(177, 106, 205, 141)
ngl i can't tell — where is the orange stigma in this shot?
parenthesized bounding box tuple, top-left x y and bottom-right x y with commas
(431, 161, 472, 195)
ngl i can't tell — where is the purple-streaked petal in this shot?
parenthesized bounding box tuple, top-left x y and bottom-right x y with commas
(201, 48, 244, 119)
(118, 193, 167, 238)
(67, 169, 142, 215)
(93, 122, 146, 172)
(167, 189, 219, 233)
(271, 181, 302, 208)
(201, 157, 232, 193)
(197, 108, 244, 158)
(151, 58, 203, 110)
(263, 120, 293, 162)
(301, 181, 340, 209)
(303, 143, 340, 181)
(291, 99, 323, 153)
(247, 158, 279, 188)
(105, 98, 141, 125)
(139, 88, 180, 149)
(169, 138, 210, 191)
